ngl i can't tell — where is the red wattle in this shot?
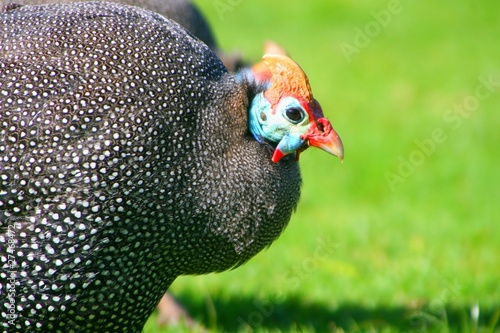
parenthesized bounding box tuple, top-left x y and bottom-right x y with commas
(271, 149, 285, 163)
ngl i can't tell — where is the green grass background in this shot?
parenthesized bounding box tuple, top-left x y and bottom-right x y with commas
(145, 0, 499, 332)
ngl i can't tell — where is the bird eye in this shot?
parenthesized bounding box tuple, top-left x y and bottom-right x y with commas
(260, 112, 267, 121)
(285, 107, 305, 123)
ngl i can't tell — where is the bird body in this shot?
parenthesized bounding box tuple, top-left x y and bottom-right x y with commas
(3, 0, 246, 72)
(1, 0, 217, 49)
(0, 1, 342, 331)
(0, 3, 301, 331)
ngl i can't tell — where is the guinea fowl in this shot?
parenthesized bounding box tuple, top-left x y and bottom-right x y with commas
(3, 0, 242, 328)
(0, 2, 343, 332)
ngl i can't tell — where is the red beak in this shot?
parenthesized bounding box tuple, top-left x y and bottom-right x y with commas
(302, 117, 344, 161)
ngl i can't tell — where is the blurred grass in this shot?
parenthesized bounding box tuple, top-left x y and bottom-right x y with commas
(144, 0, 499, 332)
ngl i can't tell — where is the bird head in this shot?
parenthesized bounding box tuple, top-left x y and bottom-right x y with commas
(248, 54, 344, 163)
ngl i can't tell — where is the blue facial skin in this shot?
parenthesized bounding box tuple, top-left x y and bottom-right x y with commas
(274, 133, 305, 156)
(248, 93, 310, 157)
(235, 68, 255, 86)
